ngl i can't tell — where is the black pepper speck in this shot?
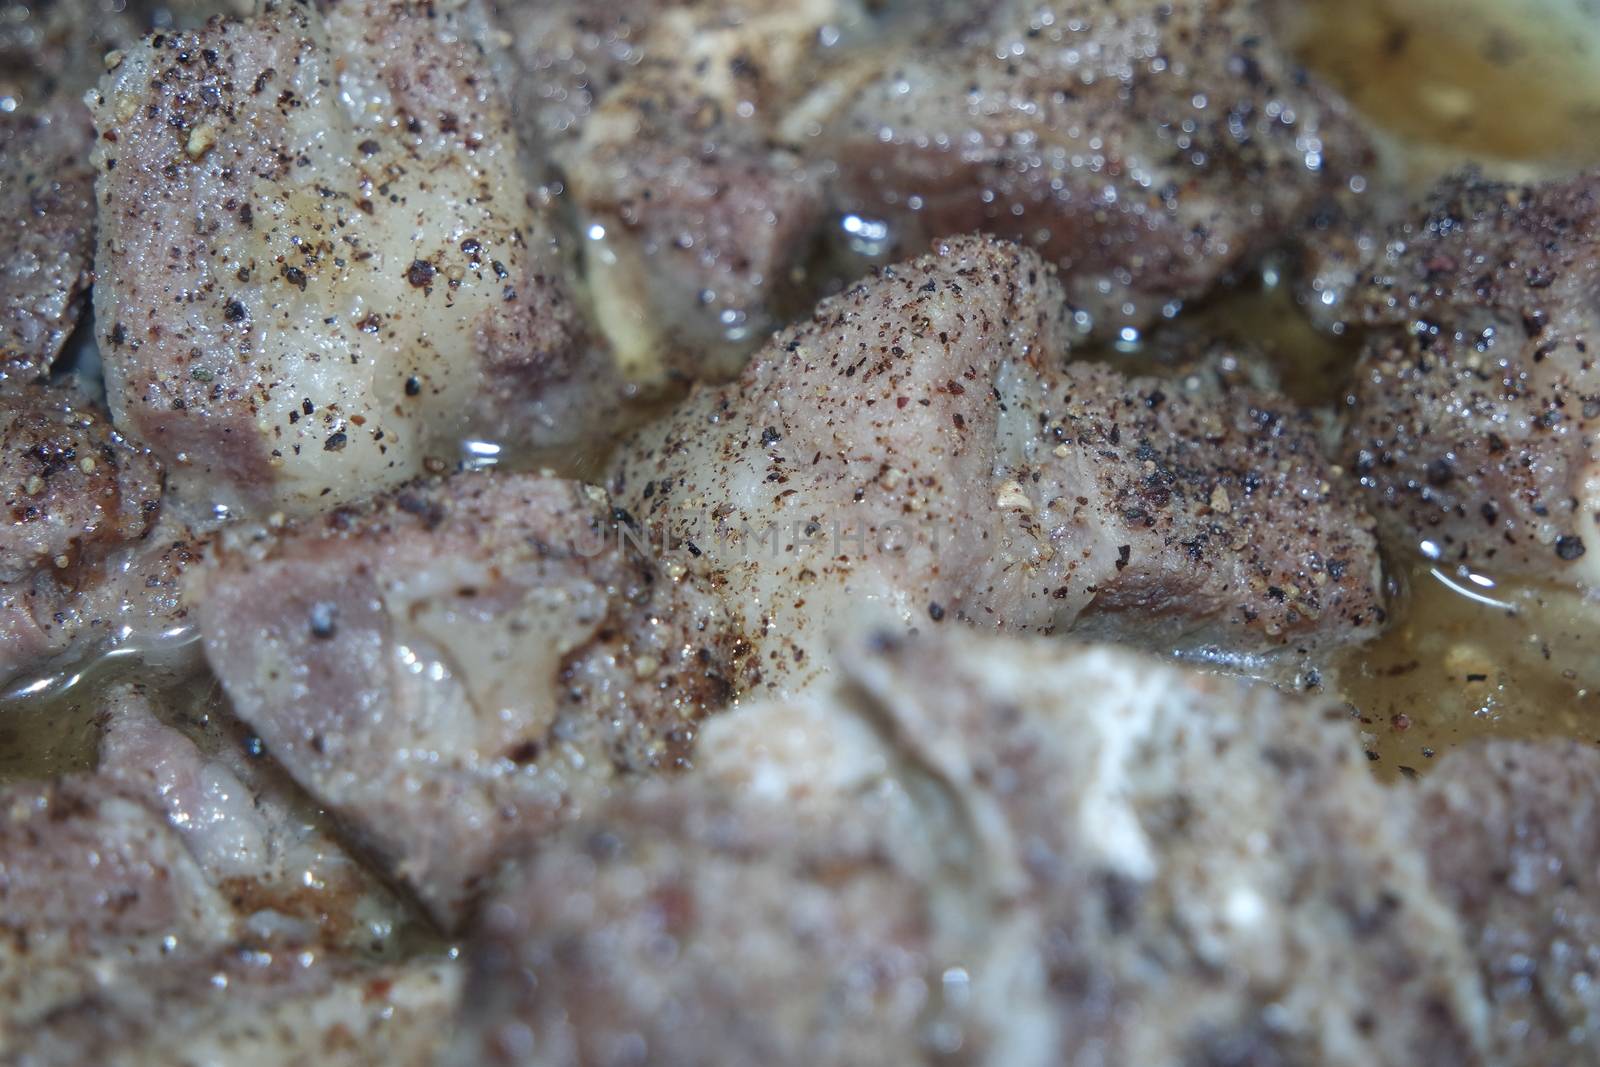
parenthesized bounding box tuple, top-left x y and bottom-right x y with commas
(308, 601, 338, 639)
(407, 259, 436, 288)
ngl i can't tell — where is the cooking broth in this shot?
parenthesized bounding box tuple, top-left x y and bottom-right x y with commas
(1338, 560, 1600, 780)
(1288, 0, 1600, 171)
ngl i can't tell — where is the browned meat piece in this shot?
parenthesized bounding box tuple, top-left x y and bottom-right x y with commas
(1342, 170, 1600, 586)
(803, 0, 1379, 343)
(606, 235, 1384, 691)
(0, 99, 95, 378)
(14, 951, 460, 1067)
(0, 382, 195, 686)
(0, 774, 238, 1029)
(0, 382, 161, 583)
(95, 685, 406, 947)
(0, 683, 449, 1063)
(451, 630, 1488, 1066)
(492, 0, 843, 379)
(90, 0, 590, 520)
(193, 472, 752, 927)
(1418, 741, 1600, 1064)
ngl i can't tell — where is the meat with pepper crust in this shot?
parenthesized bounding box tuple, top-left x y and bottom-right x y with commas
(1343, 169, 1600, 586)
(805, 0, 1379, 343)
(606, 235, 1385, 692)
(90, 0, 588, 520)
(193, 472, 752, 927)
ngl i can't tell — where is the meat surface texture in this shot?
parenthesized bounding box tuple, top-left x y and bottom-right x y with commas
(90, 0, 588, 520)
(194, 471, 751, 927)
(803, 0, 1379, 343)
(1343, 169, 1600, 587)
(0, 98, 96, 378)
(453, 780, 957, 1066)
(0, 683, 458, 1065)
(0, 527, 204, 690)
(0, 383, 162, 585)
(1418, 740, 1600, 1065)
(490, 0, 850, 379)
(0, 382, 199, 687)
(12, 953, 460, 1067)
(0, 0, 223, 380)
(487, 0, 1376, 377)
(607, 235, 1385, 692)
(0, 772, 239, 1032)
(94, 685, 404, 947)
(450, 631, 1493, 1066)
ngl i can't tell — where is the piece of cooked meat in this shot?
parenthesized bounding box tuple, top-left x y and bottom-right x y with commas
(193, 471, 752, 928)
(97, 687, 269, 881)
(1417, 740, 1600, 1064)
(89, 0, 590, 520)
(834, 631, 1486, 1066)
(0, 774, 239, 1031)
(1036, 358, 1386, 651)
(799, 0, 1379, 343)
(566, 108, 825, 382)
(0, 0, 249, 379)
(606, 235, 1385, 691)
(95, 685, 405, 948)
(1342, 169, 1600, 586)
(491, 0, 845, 379)
(451, 779, 960, 1067)
(0, 98, 96, 378)
(12, 951, 461, 1067)
(0, 682, 445, 1062)
(0, 382, 162, 584)
(0, 382, 201, 686)
(450, 630, 1488, 1066)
